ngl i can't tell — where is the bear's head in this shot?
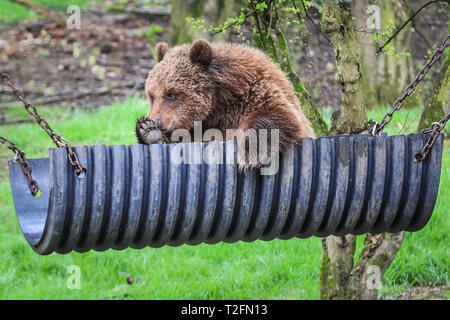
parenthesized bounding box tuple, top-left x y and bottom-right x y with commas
(145, 39, 215, 135)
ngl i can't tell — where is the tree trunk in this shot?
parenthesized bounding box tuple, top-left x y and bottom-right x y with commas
(245, 0, 329, 137)
(320, 0, 405, 300)
(319, 235, 357, 299)
(352, 0, 421, 109)
(418, 35, 449, 130)
(170, 0, 207, 45)
(321, 0, 367, 135)
(319, 233, 406, 299)
(351, 0, 378, 108)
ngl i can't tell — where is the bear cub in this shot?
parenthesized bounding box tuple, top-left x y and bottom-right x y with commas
(136, 39, 315, 171)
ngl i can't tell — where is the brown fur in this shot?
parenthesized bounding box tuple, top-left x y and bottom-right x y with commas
(136, 39, 315, 169)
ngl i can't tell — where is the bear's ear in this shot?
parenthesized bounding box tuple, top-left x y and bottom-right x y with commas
(189, 39, 213, 67)
(156, 42, 169, 62)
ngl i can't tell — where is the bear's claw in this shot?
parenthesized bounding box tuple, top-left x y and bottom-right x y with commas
(136, 116, 169, 145)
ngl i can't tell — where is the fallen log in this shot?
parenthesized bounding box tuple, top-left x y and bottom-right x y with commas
(0, 80, 146, 109)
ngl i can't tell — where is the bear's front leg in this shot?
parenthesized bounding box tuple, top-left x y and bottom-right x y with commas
(136, 116, 170, 145)
(235, 124, 280, 173)
(236, 109, 310, 173)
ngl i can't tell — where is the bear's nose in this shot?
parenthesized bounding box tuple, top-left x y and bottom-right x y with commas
(150, 118, 162, 127)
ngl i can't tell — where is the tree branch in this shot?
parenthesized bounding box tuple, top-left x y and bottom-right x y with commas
(376, 0, 449, 54)
(210, 9, 255, 36)
(7, 0, 66, 26)
(296, 0, 331, 44)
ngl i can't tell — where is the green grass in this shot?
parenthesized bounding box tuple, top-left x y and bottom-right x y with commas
(0, 99, 448, 299)
(0, 0, 92, 24)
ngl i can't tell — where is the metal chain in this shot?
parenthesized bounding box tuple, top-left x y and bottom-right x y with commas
(0, 136, 40, 197)
(0, 72, 86, 176)
(371, 34, 450, 136)
(415, 110, 450, 163)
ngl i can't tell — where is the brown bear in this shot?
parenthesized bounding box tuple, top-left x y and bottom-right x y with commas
(136, 39, 315, 171)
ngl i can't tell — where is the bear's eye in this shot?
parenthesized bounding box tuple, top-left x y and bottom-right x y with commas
(165, 93, 177, 102)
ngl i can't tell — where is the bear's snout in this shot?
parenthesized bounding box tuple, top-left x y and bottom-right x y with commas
(150, 118, 162, 127)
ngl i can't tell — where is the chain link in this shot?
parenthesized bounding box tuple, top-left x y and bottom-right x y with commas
(0, 72, 86, 176)
(0, 136, 40, 196)
(415, 110, 450, 163)
(371, 34, 450, 136)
